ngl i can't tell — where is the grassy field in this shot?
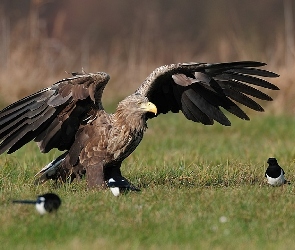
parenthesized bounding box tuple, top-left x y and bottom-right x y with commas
(1, 112, 295, 249)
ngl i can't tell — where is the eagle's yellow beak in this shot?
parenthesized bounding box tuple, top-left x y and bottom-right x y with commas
(141, 102, 157, 115)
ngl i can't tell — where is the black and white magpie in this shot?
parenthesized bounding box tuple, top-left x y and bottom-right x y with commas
(107, 177, 140, 196)
(265, 158, 288, 186)
(13, 193, 61, 215)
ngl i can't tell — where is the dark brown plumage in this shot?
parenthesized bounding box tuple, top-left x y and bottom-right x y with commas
(0, 61, 279, 189)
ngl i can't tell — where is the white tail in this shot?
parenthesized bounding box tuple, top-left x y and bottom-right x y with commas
(34, 152, 67, 184)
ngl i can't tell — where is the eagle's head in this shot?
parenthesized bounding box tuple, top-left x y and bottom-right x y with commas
(117, 94, 157, 118)
(114, 94, 157, 133)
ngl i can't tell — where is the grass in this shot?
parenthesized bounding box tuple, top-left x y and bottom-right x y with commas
(1, 112, 295, 249)
(1, 2, 294, 249)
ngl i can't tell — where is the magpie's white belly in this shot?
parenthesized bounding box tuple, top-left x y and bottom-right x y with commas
(35, 202, 47, 215)
(266, 173, 285, 186)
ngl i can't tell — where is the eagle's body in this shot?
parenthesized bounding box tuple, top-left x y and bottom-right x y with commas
(0, 62, 279, 189)
(35, 94, 153, 187)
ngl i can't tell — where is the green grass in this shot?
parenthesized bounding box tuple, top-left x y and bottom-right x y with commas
(1, 113, 295, 249)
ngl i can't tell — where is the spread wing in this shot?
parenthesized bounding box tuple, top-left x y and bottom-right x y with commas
(135, 61, 279, 125)
(0, 72, 110, 154)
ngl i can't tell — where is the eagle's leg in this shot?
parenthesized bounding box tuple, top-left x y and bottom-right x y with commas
(86, 163, 106, 189)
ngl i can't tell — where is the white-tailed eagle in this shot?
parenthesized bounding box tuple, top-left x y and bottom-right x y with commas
(0, 61, 279, 189)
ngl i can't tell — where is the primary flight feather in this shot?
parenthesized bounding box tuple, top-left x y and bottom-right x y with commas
(0, 61, 279, 189)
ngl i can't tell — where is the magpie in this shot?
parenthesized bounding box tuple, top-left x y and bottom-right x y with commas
(107, 177, 140, 196)
(13, 193, 61, 215)
(265, 158, 288, 186)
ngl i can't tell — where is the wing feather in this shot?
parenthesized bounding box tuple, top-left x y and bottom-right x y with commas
(224, 67, 279, 77)
(0, 107, 56, 154)
(216, 73, 279, 90)
(216, 80, 273, 101)
(181, 93, 201, 122)
(135, 61, 279, 125)
(181, 91, 213, 124)
(0, 72, 110, 154)
(191, 81, 250, 120)
(222, 88, 264, 111)
(0, 103, 48, 137)
(0, 90, 53, 121)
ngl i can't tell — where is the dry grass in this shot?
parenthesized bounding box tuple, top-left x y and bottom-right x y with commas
(0, 5, 295, 113)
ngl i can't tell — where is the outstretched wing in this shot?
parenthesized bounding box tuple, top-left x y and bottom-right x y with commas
(0, 72, 110, 154)
(135, 61, 279, 125)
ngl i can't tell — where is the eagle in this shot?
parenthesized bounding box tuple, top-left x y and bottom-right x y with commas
(0, 61, 279, 189)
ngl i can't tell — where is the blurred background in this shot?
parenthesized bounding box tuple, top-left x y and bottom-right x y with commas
(0, 0, 294, 113)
